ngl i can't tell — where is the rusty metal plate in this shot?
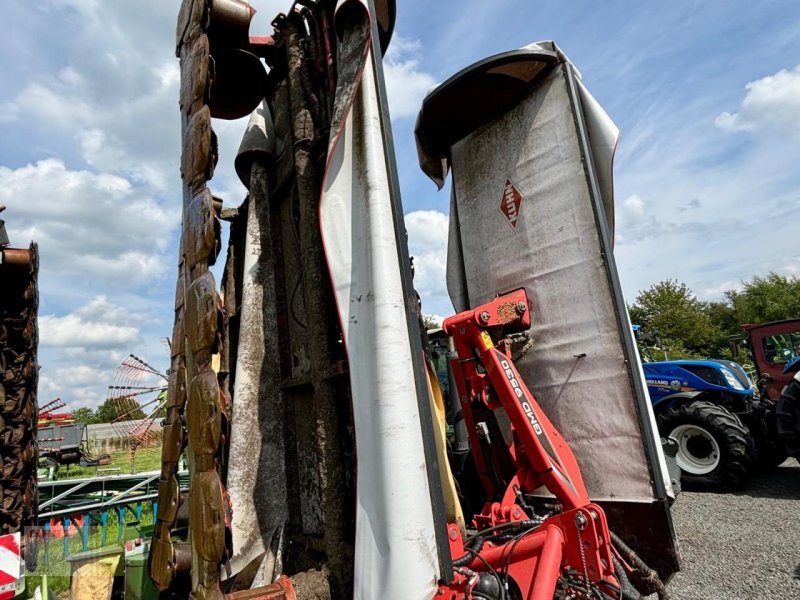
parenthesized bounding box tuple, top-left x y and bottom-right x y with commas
(166, 363, 188, 410)
(171, 312, 186, 358)
(186, 271, 219, 355)
(181, 106, 213, 192)
(162, 420, 185, 463)
(187, 370, 222, 457)
(180, 34, 210, 113)
(150, 534, 176, 589)
(185, 187, 217, 268)
(0, 248, 32, 265)
(176, 0, 208, 57)
(195, 582, 226, 600)
(157, 475, 181, 524)
(188, 472, 226, 563)
(224, 576, 295, 599)
(175, 267, 186, 311)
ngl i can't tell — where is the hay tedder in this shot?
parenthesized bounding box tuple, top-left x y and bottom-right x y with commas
(144, 1, 680, 598)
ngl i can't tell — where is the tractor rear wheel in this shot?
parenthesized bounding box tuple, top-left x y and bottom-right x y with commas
(754, 440, 789, 469)
(657, 400, 754, 489)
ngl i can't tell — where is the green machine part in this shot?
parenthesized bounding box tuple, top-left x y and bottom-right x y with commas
(125, 544, 159, 600)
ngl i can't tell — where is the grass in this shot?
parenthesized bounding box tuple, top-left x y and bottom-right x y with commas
(24, 446, 163, 597)
(55, 446, 163, 481)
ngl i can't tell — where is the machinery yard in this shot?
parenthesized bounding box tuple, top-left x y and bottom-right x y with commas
(2, 1, 800, 599)
(668, 459, 800, 599)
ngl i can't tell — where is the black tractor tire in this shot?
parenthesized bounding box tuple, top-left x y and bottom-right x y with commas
(777, 376, 800, 458)
(657, 400, 754, 490)
(754, 437, 789, 470)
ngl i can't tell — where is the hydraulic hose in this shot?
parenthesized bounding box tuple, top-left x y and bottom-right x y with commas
(612, 555, 641, 600)
(452, 535, 485, 567)
(610, 531, 669, 600)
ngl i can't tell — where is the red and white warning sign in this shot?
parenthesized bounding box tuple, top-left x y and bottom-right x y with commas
(500, 178, 523, 229)
(0, 532, 21, 600)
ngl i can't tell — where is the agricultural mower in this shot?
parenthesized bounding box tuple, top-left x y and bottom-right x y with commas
(436, 290, 667, 599)
(148, 0, 678, 597)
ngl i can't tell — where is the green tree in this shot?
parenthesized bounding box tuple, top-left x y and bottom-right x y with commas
(93, 396, 145, 423)
(629, 279, 720, 358)
(422, 314, 443, 331)
(726, 272, 800, 326)
(71, 407, 97, 425)
(703, 300, 740, 358)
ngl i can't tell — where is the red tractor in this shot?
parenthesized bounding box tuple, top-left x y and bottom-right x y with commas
(734, 319, 800, 465)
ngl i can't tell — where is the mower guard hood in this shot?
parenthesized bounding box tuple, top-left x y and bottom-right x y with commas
(416, 41, 679, 577)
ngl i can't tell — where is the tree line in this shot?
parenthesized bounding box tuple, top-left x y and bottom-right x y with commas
(628, 272, 800, 361)
(70, 397, 150, 425)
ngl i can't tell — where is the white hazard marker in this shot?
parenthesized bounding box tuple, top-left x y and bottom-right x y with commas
(0, 533, 21, 600)
(500, 178, 523, 230)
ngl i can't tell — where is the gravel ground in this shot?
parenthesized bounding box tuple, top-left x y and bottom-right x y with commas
(665, 458, 800, 599)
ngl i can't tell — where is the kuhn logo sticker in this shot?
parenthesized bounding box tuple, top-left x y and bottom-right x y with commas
(500, 178, 522, 230)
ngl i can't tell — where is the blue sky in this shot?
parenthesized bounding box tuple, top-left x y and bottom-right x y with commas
(1, 0, 798, 408)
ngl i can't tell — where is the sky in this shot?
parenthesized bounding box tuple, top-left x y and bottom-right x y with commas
(1, 0, 798, 409)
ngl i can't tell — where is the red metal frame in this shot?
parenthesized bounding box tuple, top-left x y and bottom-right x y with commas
(224, 575, 295, 599)
(437, 290, 619, 599)
(743, 319, 800, 400)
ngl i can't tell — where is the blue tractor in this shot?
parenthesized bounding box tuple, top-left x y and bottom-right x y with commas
(634, 326, 757, 489)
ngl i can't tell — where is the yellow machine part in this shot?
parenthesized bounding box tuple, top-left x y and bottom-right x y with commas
(425, 359, 466, 534)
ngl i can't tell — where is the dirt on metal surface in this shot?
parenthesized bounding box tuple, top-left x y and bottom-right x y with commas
(0, 239, 39, 566)
(157, 1, 356, 596)
(665, 459, 800, 599)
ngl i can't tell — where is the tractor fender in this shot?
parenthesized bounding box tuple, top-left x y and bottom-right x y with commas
(652, 391, 704, 414)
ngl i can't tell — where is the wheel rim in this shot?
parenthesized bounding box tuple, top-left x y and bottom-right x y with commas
(670, 424, 721, 475)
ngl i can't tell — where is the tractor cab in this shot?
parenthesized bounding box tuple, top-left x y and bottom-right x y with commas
(738, 319, 800, 401)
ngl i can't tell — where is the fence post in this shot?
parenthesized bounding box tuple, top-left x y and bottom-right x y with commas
(101, 510, 109, 546)
(81, 512, 90, 551)
(117, 506, 126, 542)
(43, 521, 51, 567)
(62, 517, 70, 558)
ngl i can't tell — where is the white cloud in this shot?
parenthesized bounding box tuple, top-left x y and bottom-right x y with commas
(406, 210, 450, 311)
(40, 296, 145, 348)
(0, 4, 182, 192)
(611, 58, 800, 303)
(0, 159, 177, 287)
(385, 36, 438, 119)
(776, 256, 800, 276)
(0, 82, 94, 125)
(622, 194, 645, 217)
(700, 280, 741, 300)
(715, 65, 800, 134)
(40, 314, 138, 348)
(36, 296, 167, 408)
